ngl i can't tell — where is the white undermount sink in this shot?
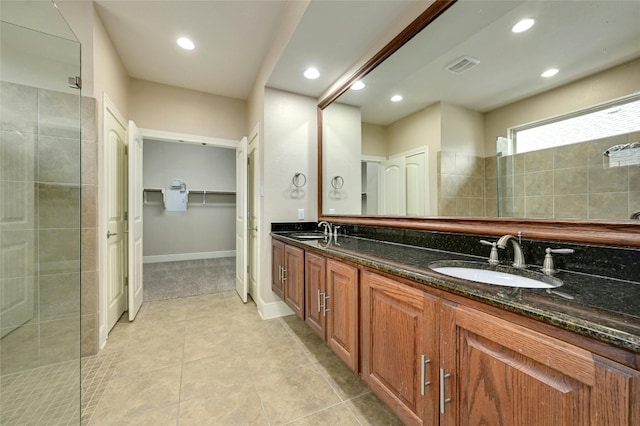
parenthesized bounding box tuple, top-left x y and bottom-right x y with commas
(429, 261, 562, 289)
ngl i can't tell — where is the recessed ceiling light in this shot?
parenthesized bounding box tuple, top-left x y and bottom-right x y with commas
(390, 95, 403, 102)
(541, 68, 559, 78)
(351, 80, 366, 90)
(304, 67, 320, 80)
(512, 18, 535, 33)
(177, 37, 195, 50)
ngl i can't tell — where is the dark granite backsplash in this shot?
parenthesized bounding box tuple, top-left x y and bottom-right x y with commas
(272, 222, 640, 284)
(342, 224, 640, 284)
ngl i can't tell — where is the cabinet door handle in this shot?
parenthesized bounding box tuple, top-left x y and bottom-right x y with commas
(323, 294, 330, 316)
(421, 355, 431, 396)
(278, 265, 283, 282)
(282, 267, 287, 281)
(317, 289, 322, 313)
(439, 368, 451, 414)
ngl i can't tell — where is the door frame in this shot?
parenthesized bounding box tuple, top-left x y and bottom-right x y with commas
(98, 119, 238, 349)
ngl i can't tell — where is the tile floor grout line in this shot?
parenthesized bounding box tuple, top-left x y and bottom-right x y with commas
(78, 290, 402, 425)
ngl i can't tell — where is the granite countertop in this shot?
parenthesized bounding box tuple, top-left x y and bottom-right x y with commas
(271, 231, 640, 353)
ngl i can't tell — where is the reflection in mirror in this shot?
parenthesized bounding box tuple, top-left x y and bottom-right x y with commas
(498, 96, 640, 219)
(321, 0, 640, 221)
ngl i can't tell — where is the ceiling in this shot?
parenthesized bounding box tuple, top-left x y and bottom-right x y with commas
(334, 0, 640, 125)
(94, 0, 425, 101)
(93, 0, 640, 122)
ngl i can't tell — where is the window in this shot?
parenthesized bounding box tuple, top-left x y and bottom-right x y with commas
(508, 94, 640, 155)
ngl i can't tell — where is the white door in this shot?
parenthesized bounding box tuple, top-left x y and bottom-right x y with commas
(381, 156, 406, 215)
(127, 120, 143, 320)
(405, 150, 428, 216)
(235, 136, 248, 303)
(104, 102, 127, 332)
(247, 140, 259, 300)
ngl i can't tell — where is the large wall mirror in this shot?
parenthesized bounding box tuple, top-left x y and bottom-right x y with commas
(318, 0, 640, 246)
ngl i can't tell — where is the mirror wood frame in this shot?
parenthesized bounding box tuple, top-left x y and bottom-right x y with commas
(317, 0, 640, 248)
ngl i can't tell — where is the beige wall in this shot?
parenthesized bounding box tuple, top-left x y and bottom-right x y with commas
(387, 103, 440, 157)
(441, 102, 485, 157)
(93, 10, 129, 118)
(323, 102, 362, 214)
(262, 88, 318, 309)
(129, 79, 247, 140)
(362, 122, 387, 157)
(246, 1, 313, 318)
(484, 58, 640, 156)
(387, 102, 441, 211)
(56, 1, 94, 97)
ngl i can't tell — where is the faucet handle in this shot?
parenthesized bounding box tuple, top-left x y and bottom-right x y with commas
(479, 240, 499, 265)
(542, 247, 574, 275)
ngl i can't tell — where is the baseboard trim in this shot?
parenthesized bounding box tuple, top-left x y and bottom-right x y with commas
(143, 250, 236, 264)
(258, 298, 294, 320)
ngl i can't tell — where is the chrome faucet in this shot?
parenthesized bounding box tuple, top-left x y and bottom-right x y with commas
(496, 234, 526, 268)
(318, 221, 333, 236)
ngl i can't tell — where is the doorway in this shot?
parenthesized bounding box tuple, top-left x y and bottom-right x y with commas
(99, 123, 241, 349)
(140, 132, 238, 302)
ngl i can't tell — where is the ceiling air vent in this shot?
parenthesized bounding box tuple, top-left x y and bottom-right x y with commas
(446, 56, 480, 74)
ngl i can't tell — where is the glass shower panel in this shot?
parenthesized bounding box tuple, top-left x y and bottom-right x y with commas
(1, 2, 81, 424)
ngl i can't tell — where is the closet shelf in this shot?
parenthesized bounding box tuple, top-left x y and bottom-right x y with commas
(142, 187, 236, 207)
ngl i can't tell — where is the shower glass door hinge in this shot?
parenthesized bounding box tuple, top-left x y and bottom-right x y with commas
(68, 76, 82, 89)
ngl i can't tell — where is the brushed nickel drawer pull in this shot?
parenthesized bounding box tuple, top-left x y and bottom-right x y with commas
(440, 367, 451, 413)
(421, 355, 431, 396)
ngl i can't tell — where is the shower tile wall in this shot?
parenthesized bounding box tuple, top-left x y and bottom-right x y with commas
(499, 131, 640, 219)
(438, 151, 486, 216)
(143, 257, 236, 302)
(0, 81, 83, 374)
(81, 96, 99, 357)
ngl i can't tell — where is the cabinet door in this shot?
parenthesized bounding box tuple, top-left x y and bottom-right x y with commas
(284, 245, 304, 319)
(271, 239, 284, 299)
(326, 259, 359, 371)
(361, 271, 439, 426)
(440, 303, 640, 426)
(304, 252, 326, 339)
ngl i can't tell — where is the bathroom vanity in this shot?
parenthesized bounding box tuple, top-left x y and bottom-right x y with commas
(271, 225, 640, 426)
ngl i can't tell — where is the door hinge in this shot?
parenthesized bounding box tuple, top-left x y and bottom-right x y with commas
(124, 211, 128, 221)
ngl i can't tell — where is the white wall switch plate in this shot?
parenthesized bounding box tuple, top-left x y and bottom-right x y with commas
(298, 208, 304, 220)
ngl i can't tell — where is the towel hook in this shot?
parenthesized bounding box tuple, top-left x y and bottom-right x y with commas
(331, 175, 344, 189)
(292, 172, 307, 188)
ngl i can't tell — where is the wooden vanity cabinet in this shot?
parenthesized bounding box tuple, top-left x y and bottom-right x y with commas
(440, 302, 640, 426)
(304, 252, 359, 371)
(271, 239, 285, 299)
(271, 240, 304, 319)
(304, 252, 326, 339)
(362, 269, 640, 426)
(326, 259, 359, 371)
(361, 270, 439, 426)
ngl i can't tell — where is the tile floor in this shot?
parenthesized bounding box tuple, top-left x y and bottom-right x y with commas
(1, 360, 80, 425)
(82, 291, 403, 425)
